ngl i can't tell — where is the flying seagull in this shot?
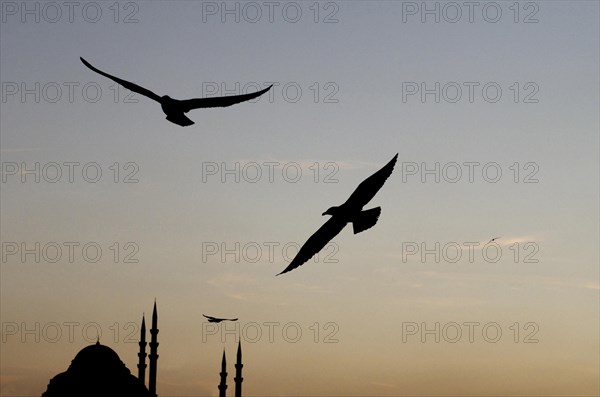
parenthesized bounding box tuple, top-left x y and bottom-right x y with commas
(203, 314, 238, 323)
(488, 237, 500, 243)
(277, 153, 398, 276)
(80, 57, 272, 127)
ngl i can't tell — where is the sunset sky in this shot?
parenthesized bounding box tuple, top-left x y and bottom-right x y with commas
(1, 1, 599, 396)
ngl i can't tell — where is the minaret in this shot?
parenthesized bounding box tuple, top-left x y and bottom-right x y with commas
(148, 301, 159, 397)
(137, 315, 147, 385)
(218, 350, 228, 397)
(234, 341, 243, 397)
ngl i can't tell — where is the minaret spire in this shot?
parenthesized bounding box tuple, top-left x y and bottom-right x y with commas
(234, 340, 243, 397)
(137, 314, 147, 385)
(218, 349, 228, 397)
(148, 300, 159, 397)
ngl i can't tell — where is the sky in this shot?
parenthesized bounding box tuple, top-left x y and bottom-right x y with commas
(1, 0, 599, 396)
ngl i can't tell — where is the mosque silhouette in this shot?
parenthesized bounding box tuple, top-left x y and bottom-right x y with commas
(41, 302, 244, 397)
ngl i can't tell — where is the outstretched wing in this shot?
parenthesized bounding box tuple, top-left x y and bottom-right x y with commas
(180, 85, 272, 111)
(345, 153, 398, 209)
(277, 217, 347, 275)
(203, 314, 217, 321)
(80, 57, 161, 102)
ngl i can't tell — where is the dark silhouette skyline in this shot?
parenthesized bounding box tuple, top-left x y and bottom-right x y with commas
(218, 350, 228, 397)
(277, 153, 398, 275)
(147, 302, 159, 397)
(41, 302, 160, 397)
(217, 341, 244, 397)
(80, 57, 272, 126)
(137, 315, 147, 386)
(234, 341, 243, 397)
(41, 340, 152, 397)
(41, 303, 158, 396)
(40, 302, 246, 397)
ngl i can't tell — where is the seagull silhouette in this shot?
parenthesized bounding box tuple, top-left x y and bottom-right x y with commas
(277, 153, 398, 276)
(488, 237, 500, 243)
(80, 57, 272, 127)
(203, 314, 238, 323)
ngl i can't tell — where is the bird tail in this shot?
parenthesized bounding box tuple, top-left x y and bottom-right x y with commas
(166, 112, 195, 127)
(352, 207, 381, 234)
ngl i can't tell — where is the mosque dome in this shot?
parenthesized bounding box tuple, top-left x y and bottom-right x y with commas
(41, 341, 151, 397)
(69, 341, 128, 375)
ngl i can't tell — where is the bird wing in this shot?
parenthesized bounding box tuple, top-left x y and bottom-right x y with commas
(228, 318, 239, 322)
(203, 314, 217, 321)
(277, 217, 347, 275)
(80, 57, 161, 102)
(179, 85, 272, 111)
(345, 153, 398, 209)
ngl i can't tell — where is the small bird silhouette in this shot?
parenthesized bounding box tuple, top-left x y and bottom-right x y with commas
(203, 314, 238, 323)
(80, 57, 272, 127)
(488, 237, 500, 243)
(277, 153, 398, 275)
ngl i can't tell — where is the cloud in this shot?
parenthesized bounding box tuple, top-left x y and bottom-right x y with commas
(418, 271, 599, 291)
(290, 282, 333, 294)
(489, 234, 544, 246)
(0, 147, 44, 153)
(205, 272, 259, 289)
(233, 157, 382, 171)
(393, 296, 490, 308)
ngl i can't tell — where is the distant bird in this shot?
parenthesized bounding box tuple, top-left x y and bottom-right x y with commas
(488, 237, 500, 243)
(203, 314, 238, 323)
(80, 57, 272, 127)
(277, 153, 398, 276)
